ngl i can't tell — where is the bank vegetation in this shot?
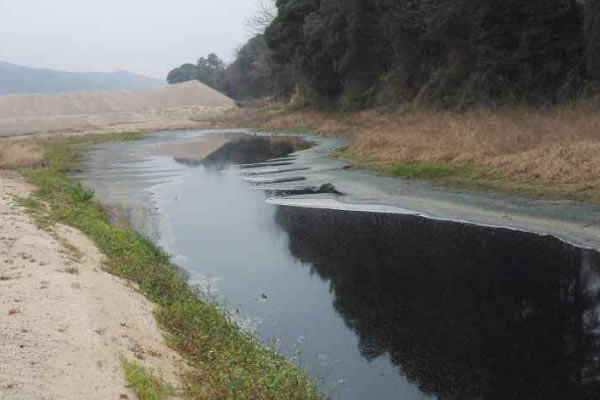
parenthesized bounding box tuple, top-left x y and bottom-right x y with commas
(170, 0, 600, 109)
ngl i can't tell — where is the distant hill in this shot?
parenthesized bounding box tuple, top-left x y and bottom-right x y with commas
(0, 61, 164, 94)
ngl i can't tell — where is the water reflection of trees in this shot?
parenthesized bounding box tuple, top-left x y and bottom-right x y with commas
(274, 207, 600, 400)
(174, 137, 304, 168)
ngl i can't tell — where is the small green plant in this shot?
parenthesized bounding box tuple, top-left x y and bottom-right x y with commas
(67, 182, 95, 202)
(15, 195, 54, 229)
(121, 357, 173, 400)
(16, 195, 43, 210)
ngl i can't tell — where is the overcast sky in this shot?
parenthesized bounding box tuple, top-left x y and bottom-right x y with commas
(0, 0, 260, 80)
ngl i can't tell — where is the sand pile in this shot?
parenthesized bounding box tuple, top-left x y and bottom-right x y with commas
(0, 81, 235, 137)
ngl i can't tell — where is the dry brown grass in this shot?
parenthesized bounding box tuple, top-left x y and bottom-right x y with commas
(219, 101, 600, 200)
(0, 130, 145, 171)
(0, 139, 44, 169)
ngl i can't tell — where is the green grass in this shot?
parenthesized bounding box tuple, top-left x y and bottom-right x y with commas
(336, 148, 477, 181)
(121, 358, 174, 400)
(19, 134, 322, 400)
(40, 132, 146, 172)
(377, 160, 476, 180)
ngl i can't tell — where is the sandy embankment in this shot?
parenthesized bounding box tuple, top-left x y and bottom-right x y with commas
(0, 80, 235, 138)
(0, 172, 183, 399)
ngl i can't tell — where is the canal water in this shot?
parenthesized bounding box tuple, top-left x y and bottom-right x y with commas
(75, 129, 600, 400)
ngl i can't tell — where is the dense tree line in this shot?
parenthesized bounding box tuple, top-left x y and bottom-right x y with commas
(264, 0, 600, 108)
(168, 0, 600, 108)
(167, 53, 226, 90)
(167, 37, 292, 101)
(223, 35, 294, 100)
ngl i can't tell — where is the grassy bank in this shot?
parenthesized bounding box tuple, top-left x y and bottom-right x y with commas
(18, 134, 321, 400)
(121, 358, 174, 400)
(218, 103, 600, 203)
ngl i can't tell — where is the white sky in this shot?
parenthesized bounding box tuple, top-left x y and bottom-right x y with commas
(0, 0, 260, 80)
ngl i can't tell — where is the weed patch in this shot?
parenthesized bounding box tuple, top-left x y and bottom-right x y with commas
(121, 358, 173, 400)
(377, 160, 476, 180)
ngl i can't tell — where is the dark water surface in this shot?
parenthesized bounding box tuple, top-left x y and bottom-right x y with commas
(77, 130, 600, 400)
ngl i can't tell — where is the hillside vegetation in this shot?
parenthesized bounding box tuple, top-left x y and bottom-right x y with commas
(265, 0, 600, 109)
(169, 0, 600, 110)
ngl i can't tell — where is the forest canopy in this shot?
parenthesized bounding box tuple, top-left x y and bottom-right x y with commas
(167, 0, 600, 109)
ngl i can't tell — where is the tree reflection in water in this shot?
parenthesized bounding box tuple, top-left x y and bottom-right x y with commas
(275, 207, 600, 400)
(175, 136, 308, 168)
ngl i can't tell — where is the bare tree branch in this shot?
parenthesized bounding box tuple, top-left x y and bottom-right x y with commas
(245, 0, 277, 35)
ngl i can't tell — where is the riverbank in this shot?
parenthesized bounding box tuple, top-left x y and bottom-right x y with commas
(216, 102, 600, 203)
(0, 170, 182, 399)
(0, 134, 321, 400)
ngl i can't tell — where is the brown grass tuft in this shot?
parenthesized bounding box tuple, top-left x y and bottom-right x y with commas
(0, 139, 45, 169)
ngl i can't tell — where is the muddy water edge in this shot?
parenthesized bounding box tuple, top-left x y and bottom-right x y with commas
(73, 129, 600, 400)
